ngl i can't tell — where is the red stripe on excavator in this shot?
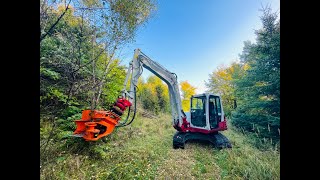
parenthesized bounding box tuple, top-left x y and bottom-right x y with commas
(178, 117, 227, 134)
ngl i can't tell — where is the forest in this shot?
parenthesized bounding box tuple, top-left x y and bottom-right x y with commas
(40, 0, 280, 179)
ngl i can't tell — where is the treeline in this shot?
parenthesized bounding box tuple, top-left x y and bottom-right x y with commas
(205, 8, 280, 143)
(136, 75, 197, 115)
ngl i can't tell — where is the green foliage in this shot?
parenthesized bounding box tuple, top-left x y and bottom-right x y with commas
(40, 5, 94, 115)
(140, 86, 160, 112)
(232, 7, 280, 142)
(137, 75, 170, 114)
(40, 0, 156, 118)
(61, 106, 81, 118)
(205, 62, 247, 116)
(40, 3, 157, 179)
(100, 60, 127, 108)
(40, 67, 61, 80)
(155, 85, 168, 112)
(109, 0, 157, 42)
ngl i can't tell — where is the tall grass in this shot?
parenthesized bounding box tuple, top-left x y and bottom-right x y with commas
(40, 112, 279, 179)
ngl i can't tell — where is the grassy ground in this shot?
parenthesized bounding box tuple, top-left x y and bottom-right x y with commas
(40, 113, 280, 179)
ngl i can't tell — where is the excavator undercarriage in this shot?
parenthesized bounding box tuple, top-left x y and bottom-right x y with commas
(173, 131, 232, 149)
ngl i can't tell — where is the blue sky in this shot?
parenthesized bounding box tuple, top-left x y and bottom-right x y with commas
(118, 0, 280, 94)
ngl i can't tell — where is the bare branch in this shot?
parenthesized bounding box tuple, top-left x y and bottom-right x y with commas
(95, 43, 119, 106)
(40, 0, 72, 42)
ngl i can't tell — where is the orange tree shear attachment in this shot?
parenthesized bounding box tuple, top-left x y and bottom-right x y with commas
(73, 98, 132, 141)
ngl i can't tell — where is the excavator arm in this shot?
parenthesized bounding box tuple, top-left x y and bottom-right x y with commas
(72, 49, 186, 141)
(121, 49, 185, 127)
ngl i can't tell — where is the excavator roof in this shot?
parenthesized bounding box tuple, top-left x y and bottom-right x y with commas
(192, 93, 221, 98)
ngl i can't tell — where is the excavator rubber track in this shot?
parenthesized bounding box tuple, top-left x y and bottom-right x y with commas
(173, 131, 232, 149)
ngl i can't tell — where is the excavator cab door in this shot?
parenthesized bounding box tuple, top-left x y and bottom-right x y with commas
(208, 95, 222, 129)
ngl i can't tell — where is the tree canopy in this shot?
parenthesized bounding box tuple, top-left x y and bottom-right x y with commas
(40, 0, 156, 119)
(180, 81, 197, 112)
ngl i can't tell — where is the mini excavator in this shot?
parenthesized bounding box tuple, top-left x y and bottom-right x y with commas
(72, 49, 231, 149)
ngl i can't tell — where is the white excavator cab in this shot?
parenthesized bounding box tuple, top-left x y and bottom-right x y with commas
(186, 93, 225, 131)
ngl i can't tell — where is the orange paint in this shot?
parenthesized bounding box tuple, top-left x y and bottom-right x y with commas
(73, 110, 122, 141)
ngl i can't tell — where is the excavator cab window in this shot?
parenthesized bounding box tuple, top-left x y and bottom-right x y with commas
(209, 95, 221, 129)
(190, 96, 206, 127)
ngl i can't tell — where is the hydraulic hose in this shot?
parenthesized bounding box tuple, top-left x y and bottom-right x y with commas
(116, 106, 131, 126)
(116, 86, 137, 127)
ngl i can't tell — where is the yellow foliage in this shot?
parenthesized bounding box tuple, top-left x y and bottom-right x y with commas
(243, 63, 250, 70)
(137, 75, 170, 108)
(54, 4, 82, 27)
(206, 61, 249, 115)
(56, 3, 75, 13)
(149, 76, 169, 97)
(255, 81, 267, 87)
(180, 81, 196, 111)
(216, 68, 232, 81)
